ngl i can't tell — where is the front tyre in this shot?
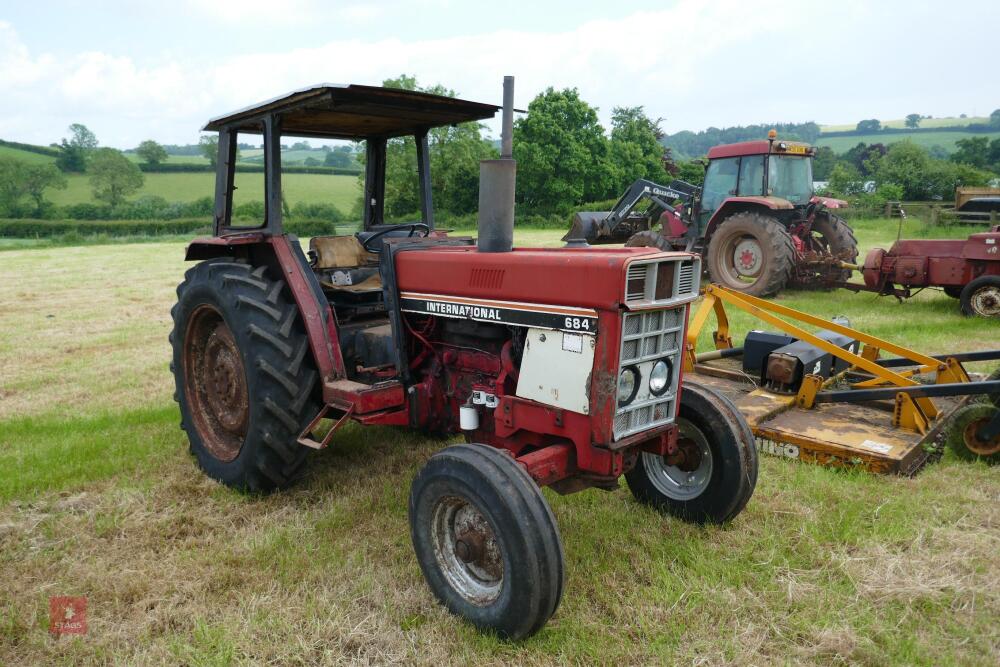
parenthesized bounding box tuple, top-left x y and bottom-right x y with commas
(409, 444, 564, 639)
(626, 381, 757, 524)
(170, 258, 319, 492)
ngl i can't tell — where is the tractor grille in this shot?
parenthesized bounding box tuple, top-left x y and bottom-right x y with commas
(623, 257, 700, 305)
(614, 307, 685, 440)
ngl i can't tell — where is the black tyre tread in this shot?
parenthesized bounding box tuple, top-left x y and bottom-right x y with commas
(812, 212, 858, 282)
(706, 213, 795, 297)
(625, 380, 757, 524)
(625, 230, 675, 251)
(960, 275, 1000, 318)
(170, 257, 319, 492)
(944, 403, 999, 464)
(943, 286, 963, 299)
(409, 443, 564, 639)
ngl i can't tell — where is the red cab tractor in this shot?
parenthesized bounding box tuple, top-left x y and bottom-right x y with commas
(170, 80, 757, 639)
(566, 133, 858, 297)
(849, 225, 1000, 318)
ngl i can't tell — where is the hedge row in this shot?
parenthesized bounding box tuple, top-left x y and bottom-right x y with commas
(0, 138, 62, 158)
(136, 162, 362, 175)
(0, 217, 354, 239)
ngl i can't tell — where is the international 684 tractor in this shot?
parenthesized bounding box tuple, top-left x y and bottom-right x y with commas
(566, 133, 858, 297)
(170, 79, 756, 639)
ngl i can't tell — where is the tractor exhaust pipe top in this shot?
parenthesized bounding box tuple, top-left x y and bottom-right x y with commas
(477, 76, 516, 253)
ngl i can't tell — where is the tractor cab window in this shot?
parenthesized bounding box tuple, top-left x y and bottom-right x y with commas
(737, 155, 766, 196)
(768, 155, 813, 205)
(701, 157, 739, 217)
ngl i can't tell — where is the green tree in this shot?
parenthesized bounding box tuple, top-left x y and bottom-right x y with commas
(675, 159, 706, 187)
(904, 114, 921, 129)
(368, 75, 497, 217)
(990, 109, 1000, 128)
(952, 136, 990, 169)
(856, 119, 881, 133)
(324, 146, 354, 168)
(870, 141, 992, 200)
(199, 135, 219, 167)
(56, 123, 98, 172)
(23, 163, 67, 214)
(136, 139, 168, 166)
(826, 162, 865, 196)
(607, 106, 668, 191)
(811, 146, 838, 180)
(88, 148, 144, 207)
(513, 87, 614, 211)
(0, 157, 28, 214)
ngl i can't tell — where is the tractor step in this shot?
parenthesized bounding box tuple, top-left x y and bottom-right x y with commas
(297, 400, 354, 450)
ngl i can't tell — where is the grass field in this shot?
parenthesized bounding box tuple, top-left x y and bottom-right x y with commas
(816, 130, 1000, 154)
(0, 145, 58, 165)
(43, 171, 360, 210)
(0, 222, 997, 664)
(819, 116, 989, 132)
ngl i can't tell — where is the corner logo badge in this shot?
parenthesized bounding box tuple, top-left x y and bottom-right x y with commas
(49, 596, 87, 636)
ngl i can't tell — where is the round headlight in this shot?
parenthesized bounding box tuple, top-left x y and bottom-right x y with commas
(617, 367, 639, 406)
(649, 359, 671, 396)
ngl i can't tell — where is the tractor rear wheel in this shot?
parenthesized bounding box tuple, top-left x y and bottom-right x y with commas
(625, 381, 758, 524)
(960, 276, 1000, 318)
(706, 213, 795, 297)
(409, 444, 564, 639)
(170, 258, 319, 492)
(810, 212, 858, 282)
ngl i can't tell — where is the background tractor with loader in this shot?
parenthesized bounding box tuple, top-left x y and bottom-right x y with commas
(565, 132, 858, 297)
(169, 79, 757, 640)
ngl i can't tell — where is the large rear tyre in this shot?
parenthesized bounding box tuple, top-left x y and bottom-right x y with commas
(409, 444, 564, 639)
(625, 230, 675, 251)
(706, 213, 795, 297)
(625, 381, 758, 524)
(959, 276, 1000, 318)
(170, 258, 319, 492)
(810, 212, 858, 282)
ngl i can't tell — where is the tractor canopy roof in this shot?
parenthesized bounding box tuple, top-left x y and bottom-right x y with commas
(708, 139, 814, 160)
(203, 84, 503, 140)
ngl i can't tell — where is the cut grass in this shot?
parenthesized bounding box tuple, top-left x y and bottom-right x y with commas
(45, 171, 360, 210)
(816, 130, 1000, 154)
(0, 224, 997, 664)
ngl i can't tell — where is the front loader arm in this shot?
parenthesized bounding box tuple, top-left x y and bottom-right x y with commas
(563, 178, 700, 244)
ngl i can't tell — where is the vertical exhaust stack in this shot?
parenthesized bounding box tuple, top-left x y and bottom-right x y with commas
(477, 76, 516, 253)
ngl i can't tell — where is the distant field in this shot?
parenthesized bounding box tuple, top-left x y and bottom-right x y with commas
(46, 172, 360, 209)
(816, 129, 1000, 153)
(820, 116, 989, 132)
(0, 145, 56, 165)
(123, 153, 210, 165)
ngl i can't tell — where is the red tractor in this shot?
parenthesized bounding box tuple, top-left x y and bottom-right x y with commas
(170, 80, 756, 639)
(566, 132, 858, 297)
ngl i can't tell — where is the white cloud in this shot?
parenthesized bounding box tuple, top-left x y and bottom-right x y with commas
(0, 1, 995, 148)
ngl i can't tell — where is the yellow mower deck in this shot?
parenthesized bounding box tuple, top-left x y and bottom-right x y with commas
(684, 285, 984, 475)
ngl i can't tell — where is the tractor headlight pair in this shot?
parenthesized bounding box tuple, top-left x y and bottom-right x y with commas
(617, 359, 671, 406)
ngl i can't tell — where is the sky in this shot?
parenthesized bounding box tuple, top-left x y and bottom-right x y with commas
(1, 0, 997, 148)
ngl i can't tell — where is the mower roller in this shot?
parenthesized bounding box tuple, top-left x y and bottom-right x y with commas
(169, 79, 758, 639)
(684, 284, 1000, 473)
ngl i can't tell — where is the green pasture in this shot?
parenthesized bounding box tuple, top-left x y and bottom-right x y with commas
(816, 129, 1000, 153)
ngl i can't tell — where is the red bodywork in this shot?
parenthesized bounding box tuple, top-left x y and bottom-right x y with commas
(186, 235, 695, 492)
(861, 227, 1000, 290)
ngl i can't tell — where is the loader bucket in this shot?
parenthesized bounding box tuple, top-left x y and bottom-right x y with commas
(562, 211, 610, 243)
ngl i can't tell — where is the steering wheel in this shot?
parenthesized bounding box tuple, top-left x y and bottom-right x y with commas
(361, 223, 430, 253)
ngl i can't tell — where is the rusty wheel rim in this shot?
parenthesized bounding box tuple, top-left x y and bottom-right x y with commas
(183, 304, 249, 462)
(963, 418, 1000, 457)
(431, 495, 503, 606)
(969, 286, 1000, 318)
(719, 234, 764, 286)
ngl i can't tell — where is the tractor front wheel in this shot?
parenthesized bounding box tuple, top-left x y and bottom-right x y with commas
(409, 444, 564, 639)
(625, 381, 758, 524)
(170, 258, 319, 492)
(960, 276, 1000, 318)
(706, 213, 795, 297)
(625, 229, 676, 251)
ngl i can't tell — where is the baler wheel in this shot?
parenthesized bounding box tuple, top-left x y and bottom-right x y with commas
(705, 213, 795, 297)
(944, 403, 1000, 464)
(625, 381, 757, 524)
(960, 275, 1000, 318)
(170, 258, 319, 492)
(409, 444, 564, 639)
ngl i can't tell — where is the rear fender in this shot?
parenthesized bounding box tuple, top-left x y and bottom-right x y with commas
(703, 197, 792, 240)
(185, 235, 345, 382)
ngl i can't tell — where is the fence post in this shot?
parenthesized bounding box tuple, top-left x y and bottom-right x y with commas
(929, 205, 939, 226)
(991, 209, 997, 225)
(884, 201, 892, 218)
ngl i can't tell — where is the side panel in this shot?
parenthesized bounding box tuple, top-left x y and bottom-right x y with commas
(516, 328, 595, 414)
